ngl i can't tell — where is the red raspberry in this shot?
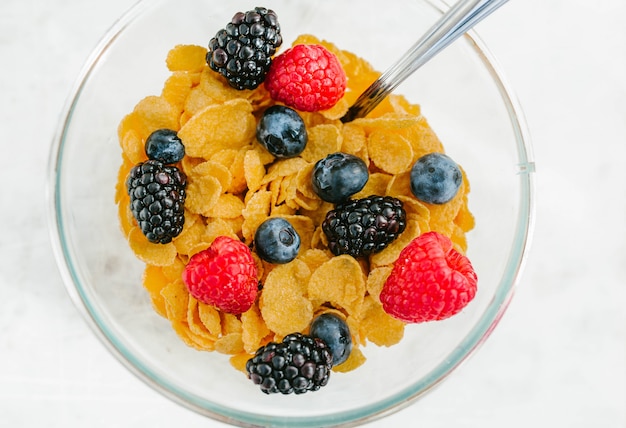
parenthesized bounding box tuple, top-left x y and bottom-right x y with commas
(182, 236, 258, 314)
(265, 44, 346, 112)
(380, 231, 477, 323)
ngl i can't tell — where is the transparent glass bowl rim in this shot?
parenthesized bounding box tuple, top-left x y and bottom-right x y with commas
(47, 0, 535, 426)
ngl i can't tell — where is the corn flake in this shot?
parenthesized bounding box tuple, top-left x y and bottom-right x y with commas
(242, 190, 272, 242)
(353, 172, 392, 199)
(300, 124, 342, 163)
(166, 44, 208, 73)
(215, 333, 244, 355)
(369, 217, 422, 268)
(160, 280, 189, 322)
(185, 174, 222, 215)
(358, 296, 405, 347)
(162, 71, 196, 114)
(368, 130, 414, 174)
(241, 304, 271, 354)
(366, 266, 392, 302)
(399, 116, 445, 159)
(198, 67, 242, 103)
(193, 160, 233, 192)
(161, 257, 185, 281)
(142, 265, 169, 317)
(178, 98, 256, 158)
(198, 301, 222, 337)
(259, 260, 313, 336)
(128, 227, 177, 266)
(332, 346, 366, 373)
(120, 129, 146, 165)
(133, 95, 180, 136)
(117, 195, 134, 238)
(308, 255, 366, 316)
(203, 194, 245, 219)
(227, 148, 250, 194)
(230, 352, 253, 373)
(183, 86, 215, 116)
(298, 249, 332, 273)
(244, 149, 266, 193)
(279, 215, 315, 251)
(187, 297, 217, 341)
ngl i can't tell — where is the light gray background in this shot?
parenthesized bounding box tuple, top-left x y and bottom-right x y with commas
(1, 0, 624, 426)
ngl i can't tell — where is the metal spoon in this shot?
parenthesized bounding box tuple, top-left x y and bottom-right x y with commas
(341, 0, 510, 123)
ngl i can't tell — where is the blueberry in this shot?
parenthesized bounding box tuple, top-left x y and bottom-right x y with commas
(256, 106, 308, 158)
(254, 217, 301, 264)
(311, 152, 369, 203)
(410, 153, 462, 204)
(145, 129, 185, 164)
(309, 313, 352, 366)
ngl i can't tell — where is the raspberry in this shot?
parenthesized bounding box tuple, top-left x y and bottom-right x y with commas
(380, 231, 477, 323)
(265, 44, 346, 112)
(182, 236, 258, 314)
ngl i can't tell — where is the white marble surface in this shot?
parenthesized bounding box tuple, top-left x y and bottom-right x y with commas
(1, 0, 624, 426)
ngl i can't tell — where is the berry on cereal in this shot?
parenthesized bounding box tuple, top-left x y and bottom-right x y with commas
(322, 196, 406, 258)
(246, 333, 333, 394)
(310, 313, 352, 366)
(265, 44, 346, 112)
(410, 153, 462, 204)
(256, 105, 308, 158)
(145, 128, 185, 164)
(254, 217, 301, 264)
(182, 236, 258, 314)
(206, 7, 283, 90)
(126, 160, 187, 244)
(311, 152, 369, 203)
(380, 231, 477, 323)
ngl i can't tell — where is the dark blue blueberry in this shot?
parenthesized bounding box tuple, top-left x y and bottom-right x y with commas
(311, 152, 369, 203)
(145, 129, 185, 164)
(410, 153, 462, 204)
(309, 313, 352, 367)
(256, 106, 308, 158)
(254, 217, 301, 264)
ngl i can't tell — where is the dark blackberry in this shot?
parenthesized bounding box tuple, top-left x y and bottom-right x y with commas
(126, 160, 187, 244)
(246, 333, 333, 394)
(322, 196, 407, 258)
(207, 7, 282, 90)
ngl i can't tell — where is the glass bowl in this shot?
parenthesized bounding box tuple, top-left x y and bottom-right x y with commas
(48, 0, 534, 426)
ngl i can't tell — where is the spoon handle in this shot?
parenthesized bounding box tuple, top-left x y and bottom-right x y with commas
(341, 0, 510, 123)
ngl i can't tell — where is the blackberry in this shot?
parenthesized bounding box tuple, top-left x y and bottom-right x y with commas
(246, 333, 333, 394)
(207, 7, 282, 90)
(126, 160, 187, 244)
(322, 196, 407, 258)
